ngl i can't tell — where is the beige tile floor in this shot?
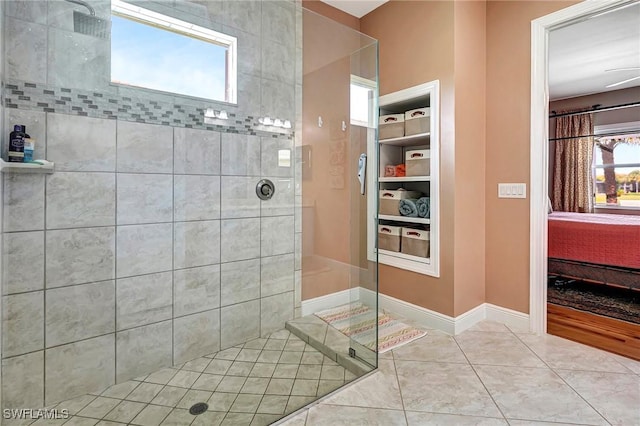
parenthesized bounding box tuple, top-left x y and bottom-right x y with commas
(3, 330, 355, 426)
(280, 320, 640, 426)
(6, 320, 640, 426)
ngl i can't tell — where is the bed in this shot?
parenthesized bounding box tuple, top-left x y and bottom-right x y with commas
(548, 212, 640, 289)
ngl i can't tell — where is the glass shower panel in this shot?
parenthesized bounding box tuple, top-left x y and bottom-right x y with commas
(301, 8, 379, 377)
(348, 41, 379, 369)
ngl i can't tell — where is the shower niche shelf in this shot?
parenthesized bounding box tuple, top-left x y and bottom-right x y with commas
(0, 159, 55, 174)
(367, 81, 440, 277)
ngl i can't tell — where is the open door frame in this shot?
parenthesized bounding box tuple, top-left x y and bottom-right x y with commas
(529, 0, 636, 334)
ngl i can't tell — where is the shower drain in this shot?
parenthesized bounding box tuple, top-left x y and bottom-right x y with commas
(189, 402, 209, 415)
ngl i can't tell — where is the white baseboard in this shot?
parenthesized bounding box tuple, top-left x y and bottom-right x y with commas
(300, 287, 360, 316)
(453, 303, 487, 334)
(327, 288, 531, 335)
(485, 303, 531, 332)
(361, 288, 457, 334)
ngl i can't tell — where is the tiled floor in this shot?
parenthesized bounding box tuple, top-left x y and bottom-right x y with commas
(8, 320, 640, 426)
(281, 320, 640, 426)
(9, 330, 355, 426)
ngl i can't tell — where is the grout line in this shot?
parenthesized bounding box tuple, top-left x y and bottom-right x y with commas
(389, 350, 410, 426)
(503, 416, 613, 426)
(42, 178, 47, 407)
(451, 336, 509, 422)
(259, 132, 263, 341)
(171, 125, 176, 372)
(217, 130, 223, 360)
(472, 332, 614, 426)
(114, 119, 119, 390)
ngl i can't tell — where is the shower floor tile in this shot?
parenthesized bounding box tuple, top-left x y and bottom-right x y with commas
(41, 330, 351, 426)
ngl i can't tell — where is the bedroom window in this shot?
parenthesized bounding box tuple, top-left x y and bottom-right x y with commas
(593, 133, 640, 208)
(110, 0, 237, 103)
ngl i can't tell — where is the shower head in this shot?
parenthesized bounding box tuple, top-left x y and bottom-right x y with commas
(64, 0, 111, 39)
(72, 10, 110, 39)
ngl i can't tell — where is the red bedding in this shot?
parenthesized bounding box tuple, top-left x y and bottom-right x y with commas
(548, 212, 640, 269)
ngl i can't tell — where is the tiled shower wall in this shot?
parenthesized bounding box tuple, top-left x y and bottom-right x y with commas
(1, 0, 303, 410)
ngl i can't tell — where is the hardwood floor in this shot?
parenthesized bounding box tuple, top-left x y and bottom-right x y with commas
(547, 303, 640, 361)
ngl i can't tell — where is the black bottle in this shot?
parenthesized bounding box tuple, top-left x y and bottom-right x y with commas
(8, 125, 28, 163)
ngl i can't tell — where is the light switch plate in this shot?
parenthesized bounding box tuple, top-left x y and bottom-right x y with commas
(498, 183, 527, 198)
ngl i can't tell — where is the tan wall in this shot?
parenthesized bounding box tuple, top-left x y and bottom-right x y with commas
(302, 56, 352, 300)
(308, 0, 592, 317)
(361, 0, 456, 316)
(453, 1, 487, 316)
(485, 0, 579, 313)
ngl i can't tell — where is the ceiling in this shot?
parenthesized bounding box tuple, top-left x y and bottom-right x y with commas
(549, 2, 640, 100)
(320, 0, 388, 18)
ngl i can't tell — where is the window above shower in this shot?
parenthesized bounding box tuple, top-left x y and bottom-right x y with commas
(110, 0, 237, 103)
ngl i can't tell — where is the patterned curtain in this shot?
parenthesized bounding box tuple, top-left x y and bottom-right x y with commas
(551, 112, 594, 213)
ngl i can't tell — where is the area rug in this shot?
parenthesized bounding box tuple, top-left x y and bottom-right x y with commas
(315, 303, 427, 353)
(548, 279, 640, 325)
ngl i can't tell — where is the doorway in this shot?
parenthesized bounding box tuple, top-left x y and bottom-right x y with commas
(529, 0, 639, 334)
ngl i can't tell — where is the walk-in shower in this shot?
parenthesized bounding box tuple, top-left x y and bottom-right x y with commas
(0, 1, 378, 424)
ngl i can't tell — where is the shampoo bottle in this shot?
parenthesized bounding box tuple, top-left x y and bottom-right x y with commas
(23, 138, 35, 162)
(8, 125, 27, 162)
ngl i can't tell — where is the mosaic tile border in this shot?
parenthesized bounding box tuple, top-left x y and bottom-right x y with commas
(3, 79, 294, 139)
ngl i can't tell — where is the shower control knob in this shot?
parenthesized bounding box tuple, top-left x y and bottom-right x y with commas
(256, 179, 275, 200)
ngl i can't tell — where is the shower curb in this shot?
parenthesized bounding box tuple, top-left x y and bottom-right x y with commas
(285, 318, 372, 376)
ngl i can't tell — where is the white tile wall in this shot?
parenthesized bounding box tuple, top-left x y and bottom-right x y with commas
(5, 18, 47, 84)
(117, 174, 173, 225)
(45, 280, 115, 347)
(1, 0, 300, 410)
(220, 259, 260, 306)
(173, 265, 221, 318)
(174, 175, 221, 221)
(116, 223, 173, 278)
(173, 310, 221, 365)
(45, 227, 115, 288)
(220, 218, 260, 263)
(46, 172, 116, 228)
(3, 174, 45, 232)
(116, 321, 173, 383)
(1, 351, 44, 409)
(220, 133, 261, 177)
(2, 231, 44, 294)
(46, 114, 116, 172)
(45, 334, 115, 405)
(116, 121, 174, 174)
(220, 300, 260, 348)
(174, 128, 221, 175)
(2, 292, 44, 357)
(116, 272, 172, 331)
(220, 176, 261, 219)
(174, 220, 221, 269)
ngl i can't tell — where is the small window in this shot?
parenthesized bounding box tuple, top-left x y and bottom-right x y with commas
(110, 0, 237, 103)
(350, 76, 376, 128)
(593, 133, 640, 208)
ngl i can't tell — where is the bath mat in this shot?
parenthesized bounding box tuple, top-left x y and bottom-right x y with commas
(315, 303, 426, 353)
